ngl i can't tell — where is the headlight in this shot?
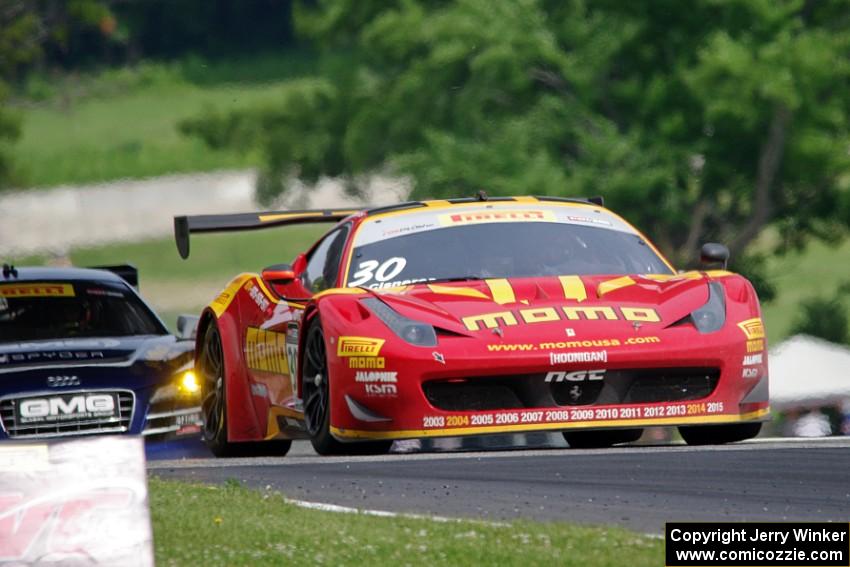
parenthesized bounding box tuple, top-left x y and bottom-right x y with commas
(361, 297, 438, 347)
(150, 368, 202, 403)
(179, 370, 200, 394)
(690, 282, 726, 333)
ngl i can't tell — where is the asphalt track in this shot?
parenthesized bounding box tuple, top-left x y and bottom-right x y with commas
(147, 436, 850, 533)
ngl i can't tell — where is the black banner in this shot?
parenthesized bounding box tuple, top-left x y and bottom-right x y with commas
(666, 522, 849, 566)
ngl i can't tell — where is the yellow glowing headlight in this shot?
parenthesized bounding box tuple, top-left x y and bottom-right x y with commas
(179, 370, 200, 394)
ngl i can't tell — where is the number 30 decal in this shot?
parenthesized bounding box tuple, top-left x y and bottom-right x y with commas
(349, 257, 407, 287)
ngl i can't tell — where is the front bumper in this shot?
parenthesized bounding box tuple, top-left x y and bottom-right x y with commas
(141, 405, 202, 440)
(328, 333, 770, 441)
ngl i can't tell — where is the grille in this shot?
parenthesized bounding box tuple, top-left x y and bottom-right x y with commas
(620, 368, 719, 404)
(142, 406, 201, 438)
(423, 368, 720, 411)
(0, 390, 134, 439)
(423, 380, 526, 412)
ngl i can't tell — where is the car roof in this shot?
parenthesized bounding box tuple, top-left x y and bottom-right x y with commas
(361, 195, 604, 219)
(1, 266, 127, 285)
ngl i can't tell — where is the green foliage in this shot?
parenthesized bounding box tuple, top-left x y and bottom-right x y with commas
(790, 293, 849, 344)
(760, 238, 850, 343)
(183, 0, 850, 264)
(0, 0, 112, 189)
(9, 54, 319, 188)
(0, 1, 113, 80)
(113, 1, 294, 60)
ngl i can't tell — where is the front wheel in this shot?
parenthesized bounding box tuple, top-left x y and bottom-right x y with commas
(302, 318, 391, 456)
(564, 428, 643, 449)
(197, 321, 235, 457)
(678, 422, 762, 445)
(198, 321, 293, 458)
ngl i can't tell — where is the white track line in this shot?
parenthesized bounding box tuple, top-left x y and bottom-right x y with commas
(281, 495, 504, 526)
(282, 495, 665, 539)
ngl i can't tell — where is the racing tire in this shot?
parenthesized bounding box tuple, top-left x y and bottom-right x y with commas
(231, 440, 293, 457)
(302, 317, 392, 456)
(198, 321, 293, 458)
(197, 320, 237, 457)
(564, 428, 643, 449)
(678, 422, 762, 446)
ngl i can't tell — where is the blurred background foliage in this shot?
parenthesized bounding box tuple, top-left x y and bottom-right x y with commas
(183, 0, 850, 269)
(2, 0, 850, 342)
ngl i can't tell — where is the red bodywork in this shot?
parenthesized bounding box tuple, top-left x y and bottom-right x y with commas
(194, 200, 769, 444)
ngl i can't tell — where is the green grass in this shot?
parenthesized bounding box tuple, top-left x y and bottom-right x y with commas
(68, 225, 326, 282)
(148, 478, 662, 566)
(8, 53, 316, 188)
(761, 239, 850, 344)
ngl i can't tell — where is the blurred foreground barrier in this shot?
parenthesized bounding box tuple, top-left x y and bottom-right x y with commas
(0, 436, 153, 566)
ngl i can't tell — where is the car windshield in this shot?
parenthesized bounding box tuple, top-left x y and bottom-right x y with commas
(0, 280, 167, 343)
(346, 220, 673, 289)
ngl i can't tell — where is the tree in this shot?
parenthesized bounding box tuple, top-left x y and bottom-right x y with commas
(790, 294, 849, 344)
(0, 0, 113, 189)
(182, 0, 850, 268)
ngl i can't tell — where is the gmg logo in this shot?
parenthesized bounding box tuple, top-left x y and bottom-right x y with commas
(19, 394, 115, 420)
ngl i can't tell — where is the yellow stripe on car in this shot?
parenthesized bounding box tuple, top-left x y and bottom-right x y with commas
(331, 408, 770, 440)
(597, 275, 636, 297)
(558, 275, 587, 303)
(485, 279, 516, 305)
(427, 284, 490, 300)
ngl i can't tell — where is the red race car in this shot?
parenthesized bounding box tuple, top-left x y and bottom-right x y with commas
(174, 195, 768, 456)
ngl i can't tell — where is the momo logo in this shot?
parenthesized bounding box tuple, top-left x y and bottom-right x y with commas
(439, 209, 555, 226)
(18, 394, 116, 424)
(337, 337, 385, 357)
(245, 327, 286, 374)
(737, 318, 765, 340)
(462, 305, 661, 331)
(348, 356, 386, 369)
(545, 370, 606, 383)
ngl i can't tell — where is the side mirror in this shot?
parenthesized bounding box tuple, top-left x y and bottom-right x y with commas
(262, 263, 295, 283)
(700, 243, 730, 269)
(292, 253, 307, 272)
(176, 314, 200, 340)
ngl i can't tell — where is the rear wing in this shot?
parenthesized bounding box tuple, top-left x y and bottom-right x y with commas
(88, 264, 139, 289)
(173, 208, 361, 259)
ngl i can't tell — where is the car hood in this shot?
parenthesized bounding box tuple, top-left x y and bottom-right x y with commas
(0, 335, 192, 374)
(370, 273, 716, 339)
